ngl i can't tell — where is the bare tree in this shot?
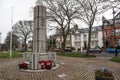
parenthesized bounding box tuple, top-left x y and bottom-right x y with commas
(12, 20, 33, 51)
(44, 0, 79, 52)
(76, 0, 120, 56)
(4, 32, 20, 51)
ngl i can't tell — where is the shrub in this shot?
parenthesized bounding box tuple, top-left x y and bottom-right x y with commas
(116, 46, 120, 49)
(110, 57, 120, 63)
(109, 46, 115, 48)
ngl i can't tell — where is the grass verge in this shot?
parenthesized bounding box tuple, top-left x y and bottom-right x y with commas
(0, 52, 22, 59)
(57, 52, 96, 58)
(109, 57, 120, 63)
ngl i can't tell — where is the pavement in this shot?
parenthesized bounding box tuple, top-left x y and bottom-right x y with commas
(0, 54, 120, 80)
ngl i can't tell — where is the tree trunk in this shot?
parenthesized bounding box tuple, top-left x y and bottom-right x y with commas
(24, 38, 27, 51)
(24, 42, 27, 51)
(61, 41, 65, 52)
(61, 34, 67, 52)
(86, 26, 92, 56)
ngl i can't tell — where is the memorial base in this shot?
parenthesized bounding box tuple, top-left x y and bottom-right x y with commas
(19, 64, 59, 72)
(19, 52, 58, 72)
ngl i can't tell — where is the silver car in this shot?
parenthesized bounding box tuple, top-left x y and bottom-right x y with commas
(89, 47, 101, 53)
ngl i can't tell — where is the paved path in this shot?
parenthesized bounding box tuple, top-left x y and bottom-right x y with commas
(0, 56, 120, 80)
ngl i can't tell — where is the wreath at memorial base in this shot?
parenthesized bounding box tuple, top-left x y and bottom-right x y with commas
(38, 60, 53, 70)
(18, 62, 28, 69)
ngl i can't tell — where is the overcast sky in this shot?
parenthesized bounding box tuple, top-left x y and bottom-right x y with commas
(0, 0, 115, 43)
(0, 0, 36, 43)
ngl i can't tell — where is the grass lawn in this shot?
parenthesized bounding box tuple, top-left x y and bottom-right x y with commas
(109, 57, 120, 63)
(0, 52, 22, 59)
(57, 52, 96, 58)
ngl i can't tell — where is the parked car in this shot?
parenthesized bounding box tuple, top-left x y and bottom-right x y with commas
(106, 48, 120, 53)
(89, 47, 101, 53)
(53, 49, 61, 52)
(65, 48, 72, 52)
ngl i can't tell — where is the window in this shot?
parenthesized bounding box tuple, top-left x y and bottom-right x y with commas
(103, 22, 108, 26)
(116, 39, 119, 45)
(95, 33, 97, 38)
(77, 43, 80, 47)
(84, 34, 86, 38)
(91, 33, 94, 38)
(115, 20, 120, 26)
(95, 41, 98, 46)
(104, 31, 107, 37)
(79, 42, 81, 47)
(75, 42, 78, 47)
(92, 41, 94, 46)
(115, 29, 120, 36)
(75, 35, 80, 40)
(111, 31, 114, 36)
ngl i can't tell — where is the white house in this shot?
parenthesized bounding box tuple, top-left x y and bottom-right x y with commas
(72, 26, 103, 51)
(55, 25, 103, 52)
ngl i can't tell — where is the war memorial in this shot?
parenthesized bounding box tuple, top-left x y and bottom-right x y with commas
(19, 0, 58, 72)
(0, 0, 119, 80)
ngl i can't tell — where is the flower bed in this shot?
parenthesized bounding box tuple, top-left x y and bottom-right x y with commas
(18, 60, 54, 70)
(18, 62, 28, 69)
(94, 67, 114, 80)
(38, 60, 53, 70)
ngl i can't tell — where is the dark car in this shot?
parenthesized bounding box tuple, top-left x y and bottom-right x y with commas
(65, 48, 72, 52)
(106, 48, 120, 53)
(89, 47, 101, 53)
(53, 49, 62, 52)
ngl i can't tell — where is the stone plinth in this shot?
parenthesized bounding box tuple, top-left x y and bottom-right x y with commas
(23, 52, 57, 70)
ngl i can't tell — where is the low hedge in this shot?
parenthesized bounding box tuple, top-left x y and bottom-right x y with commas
(57, 52, 96, 58)
(109, 57, 120, 63)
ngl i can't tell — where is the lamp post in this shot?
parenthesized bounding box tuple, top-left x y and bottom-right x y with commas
(102, 1, 120, 56)
(112, 6, 120, 57)
(10, 7, 13, 58)
(0, 33, 1, 44)
(0, 33, 1, 51)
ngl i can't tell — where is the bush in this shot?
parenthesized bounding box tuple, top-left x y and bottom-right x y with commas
(109, 57, 120, 63)
(78, 48, 81, 51)
(116, 46, 120, 49)
(109, 46, 115, 48)
(0, 52, 22, 59)
(57, 52, 96, 58)
(108, 45, 120, 49)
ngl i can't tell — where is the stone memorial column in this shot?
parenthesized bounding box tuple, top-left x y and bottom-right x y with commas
(32, 2, 46, 69)
(33, 6, 46, 53)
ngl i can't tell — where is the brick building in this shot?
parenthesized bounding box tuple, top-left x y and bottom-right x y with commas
(102, 12, 120, 48)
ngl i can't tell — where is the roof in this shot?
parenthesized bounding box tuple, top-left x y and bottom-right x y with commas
(54, 25, 102, 36)
(114, 9, 120, 18)
(103, 11, 120, 25)
(71, 25, 102, 35)
(80, 26, 101, 33)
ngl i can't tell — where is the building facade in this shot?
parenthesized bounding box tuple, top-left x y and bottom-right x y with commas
(55, 25, 103, 51)
(73, 26, 103, 51)
(102, 12, 120, 48)
(55, 33, 72, 49)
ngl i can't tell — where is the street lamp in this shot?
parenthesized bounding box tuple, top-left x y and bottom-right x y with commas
(0, 33, 1, 43)
(0, 33, 1, 51)
(10, 7, 13, 58)
(112, 6, 120, 57)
